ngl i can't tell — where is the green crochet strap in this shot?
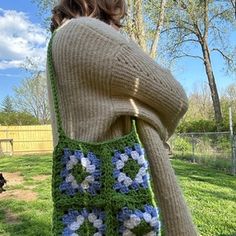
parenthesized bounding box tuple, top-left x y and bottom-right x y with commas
(47, 31, 66, 138)
(47, 31, 137, 139)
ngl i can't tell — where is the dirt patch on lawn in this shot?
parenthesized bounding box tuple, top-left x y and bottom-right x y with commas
(0, 172, 37, 201)
(0, 190, 37, 201)
(4, 209, 21, 224)
(32, 175, 50, 181)
(1, 172, 24, 186)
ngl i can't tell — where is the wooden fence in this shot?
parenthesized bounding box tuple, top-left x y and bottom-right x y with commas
(0, 125, 53, 155)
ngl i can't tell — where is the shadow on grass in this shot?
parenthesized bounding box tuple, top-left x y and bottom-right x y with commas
(0, 216, 51, 236)
(194, 188, 236, 202)
(171, 159, 236, 192)
(0, 202, 52, 236)
(219, 234, 236, 236)
(0, 155, 52, 177)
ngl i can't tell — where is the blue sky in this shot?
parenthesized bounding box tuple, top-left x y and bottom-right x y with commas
(0, 0, 235, 105)
(0, 0, 47, 104)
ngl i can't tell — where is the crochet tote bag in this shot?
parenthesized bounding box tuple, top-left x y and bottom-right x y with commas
(47, 31, 162, 236)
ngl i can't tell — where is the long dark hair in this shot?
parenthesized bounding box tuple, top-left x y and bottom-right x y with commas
(51, 0, 127, 32)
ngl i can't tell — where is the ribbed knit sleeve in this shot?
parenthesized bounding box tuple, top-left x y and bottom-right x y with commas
(137, 119, 199, 235)
(111, 43, 188, 140)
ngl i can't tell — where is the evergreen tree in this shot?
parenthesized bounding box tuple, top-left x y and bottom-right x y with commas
(1, 96, 15, 113)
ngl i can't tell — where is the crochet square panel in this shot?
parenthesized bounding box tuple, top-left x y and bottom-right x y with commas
(60, 208, 106, 236)
(60, 148, 102, 196)
(112, 143, 150, 194)
(117, 205, 161, 236)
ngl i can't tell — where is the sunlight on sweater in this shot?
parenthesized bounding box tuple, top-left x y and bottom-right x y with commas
(129, 78, 140, 116)
(130, 98, 139, 116)
(133, 77, 140, 96)
(69, 120, 75, 139)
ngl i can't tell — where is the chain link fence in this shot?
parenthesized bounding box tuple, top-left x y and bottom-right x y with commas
(169, 132, 236, 175)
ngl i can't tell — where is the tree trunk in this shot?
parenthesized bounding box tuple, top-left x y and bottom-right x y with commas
(125, 0, 136, 41)
(133, 0, 147, 51)
(150, 0, 167, 59)
(201, 41, 223, 127)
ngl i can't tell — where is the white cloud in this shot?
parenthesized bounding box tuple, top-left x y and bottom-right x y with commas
(0, 8, 48, 70)
(0, 60, 22, 69)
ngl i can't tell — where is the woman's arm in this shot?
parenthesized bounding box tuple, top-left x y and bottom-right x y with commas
(137, 119, 199, 236)
(111, 43, 188, 139)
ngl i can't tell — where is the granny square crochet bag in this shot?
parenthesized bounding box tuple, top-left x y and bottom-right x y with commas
(47, 31, 162, 236)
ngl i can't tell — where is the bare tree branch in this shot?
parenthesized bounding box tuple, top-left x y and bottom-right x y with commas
(230, 0, 236, 8)
(171, 38, 200, 49)
(193, 22, 203, 41)
(171, 52, 204, 61)
(209, 8, 232, 24)
(168, 19, 197, 34)
(211, 48, 234, 64)
(172, 0, 187, 10)
(203, 0, 209, 39)
(161, 26, 181, 34)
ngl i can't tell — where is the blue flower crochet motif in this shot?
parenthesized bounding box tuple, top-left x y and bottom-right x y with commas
(118, 205, 161, 236)
(112, 143, 150, 194)
(60, 148, 101, 196)
(62, 208, 106, 236)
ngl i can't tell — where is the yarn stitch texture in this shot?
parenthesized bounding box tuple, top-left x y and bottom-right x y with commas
(47, 31, 161, 236)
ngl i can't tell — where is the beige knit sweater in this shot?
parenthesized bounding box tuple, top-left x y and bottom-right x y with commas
(47, 17, 198, 235)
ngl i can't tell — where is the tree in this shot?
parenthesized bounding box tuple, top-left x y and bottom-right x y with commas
(183, 83, 214, 122)
(160, 0, 235, 128)
(32, 0, 57, 11)
(0, 96, 15, 113)
(125, 0, 235, 128)
(13, 73, 50, 124)
(0, 111, 39, 126)
(178, 83, 236, 132)
(221, 83, 236, 129)
(123, 0, 169, 58)
(32, 0, 57, 23)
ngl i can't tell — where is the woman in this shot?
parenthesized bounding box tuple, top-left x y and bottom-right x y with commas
(47, 0, 198, 235)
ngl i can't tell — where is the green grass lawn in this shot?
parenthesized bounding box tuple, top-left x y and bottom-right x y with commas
(0, 155, 235, 236)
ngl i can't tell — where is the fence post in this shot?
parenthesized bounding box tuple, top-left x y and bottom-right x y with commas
(191, 134, 195, 163)
(229, 107, 235, 175)
(232, 135, 236, 176)
(6, 128, 9, 155)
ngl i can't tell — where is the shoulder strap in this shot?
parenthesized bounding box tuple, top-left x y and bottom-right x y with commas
(131, 117, 138, 133)
(47, 32, 66, 138)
